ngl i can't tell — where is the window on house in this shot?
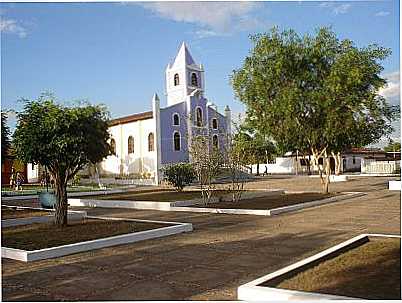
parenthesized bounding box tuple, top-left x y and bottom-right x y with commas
(128, 136, 134, 154)
(212, 135, 219, 149)
(196, 107, 203, 127)
(148, 133, 154, 152)
(174, 73, 180, 86)
(212, 118, 218, 130)
(173, 114, 180, 126)
(110, 139, 116, 155)
(32, 163, 35, 170)
(191, 73, 198, 86)
(352, 156, 356, 164)
(174, 132, 181, 151)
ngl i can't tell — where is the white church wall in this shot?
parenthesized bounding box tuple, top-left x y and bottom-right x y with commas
(27, 163, 39, 183)
(100, 118, 157, 177)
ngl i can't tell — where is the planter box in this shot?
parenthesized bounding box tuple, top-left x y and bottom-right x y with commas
(2, 216, 192, 262)
(68, 192, 364, 217)
(389, 180, 401, 191)
(237, 234, 401, 301)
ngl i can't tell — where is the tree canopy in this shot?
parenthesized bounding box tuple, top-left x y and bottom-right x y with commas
(231, 27, 398, 192)
(384, 140, 401, 153)
(13, 94, 111, 225)
(1, 112, 11, 163)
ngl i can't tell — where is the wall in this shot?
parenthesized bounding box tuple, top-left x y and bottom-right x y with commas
(160, 102, 189, 165)
(100, 118, 157, 177)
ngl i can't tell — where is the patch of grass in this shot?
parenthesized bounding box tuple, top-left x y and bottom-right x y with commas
(196, 192, 336, 210)
(1, 207, 50, 219)
(272, 238, 401, 300)
(88, 189, 231, 202)
(2, 219, 169, 251)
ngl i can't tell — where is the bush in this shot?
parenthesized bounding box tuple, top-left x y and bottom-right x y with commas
(162, 163, 195, 191)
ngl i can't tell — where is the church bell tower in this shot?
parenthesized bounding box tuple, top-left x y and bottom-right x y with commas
(165, 42, 205, 106)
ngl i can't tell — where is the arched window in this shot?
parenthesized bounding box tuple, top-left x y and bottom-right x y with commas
(191, 73, 198, 87)
(196, 107, 203, 127)
(110, 138, 116, 155)
(212, 118, 218, 130)
(212, 135, 219, 149)
(174, 132, 181, 151)
(173, 114, 180, 126)
(174, 73, 180, 86)
(148, 133, 154, 152)
(128, 136, 134, 154)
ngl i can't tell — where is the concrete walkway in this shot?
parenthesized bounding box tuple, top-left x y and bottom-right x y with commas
(2, 176, 400, 301)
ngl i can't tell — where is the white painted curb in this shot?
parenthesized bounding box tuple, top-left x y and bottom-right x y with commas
(388, 180, 401, 191)
(2, 216, 193, 262)
(309, 175, 349, 182)
(237, 233, 401, 301)
(268, 192, 365, 215)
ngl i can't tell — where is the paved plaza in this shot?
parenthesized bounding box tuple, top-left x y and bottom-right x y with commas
(2, 176, 400, 301)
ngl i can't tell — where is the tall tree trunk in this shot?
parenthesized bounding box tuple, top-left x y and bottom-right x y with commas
(307, 154, 311, 175)
(323, 151, 331, 194)
(256, 163, 260, 176)
(331, 151, 342, 175)
(55, 179, 68, 227)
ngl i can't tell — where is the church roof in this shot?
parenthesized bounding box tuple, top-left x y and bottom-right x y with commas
(109, 111, 153, 126)
(172, 42, 196, 67)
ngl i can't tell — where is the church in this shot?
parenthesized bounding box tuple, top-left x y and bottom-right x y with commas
(97, 42, 232, 185)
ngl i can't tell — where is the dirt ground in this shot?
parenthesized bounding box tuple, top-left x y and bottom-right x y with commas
(197, 192, 334, 209)
(2, 176, 400, 301)
(2, 219, 168, 251)
(1, 207, 50, 220)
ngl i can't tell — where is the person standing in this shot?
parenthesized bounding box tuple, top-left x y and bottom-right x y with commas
(15, 171, 24, 191)
(9, 167, 15, 190)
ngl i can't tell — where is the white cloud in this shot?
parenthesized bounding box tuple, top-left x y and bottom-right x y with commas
(319, 2, 351, 15)
(379, 71, 400, 106)
(375, 11, 390, 17)
(138, 2, 265, 38)
(0, 17, 27, 38)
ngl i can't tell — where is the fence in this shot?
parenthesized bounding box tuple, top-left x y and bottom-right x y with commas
(361, 159, 400, 174)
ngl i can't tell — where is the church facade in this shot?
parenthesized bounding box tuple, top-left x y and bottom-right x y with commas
(98, 42, 231, 184)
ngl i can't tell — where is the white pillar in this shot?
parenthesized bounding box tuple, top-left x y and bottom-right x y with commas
(152, 93, 162, 185)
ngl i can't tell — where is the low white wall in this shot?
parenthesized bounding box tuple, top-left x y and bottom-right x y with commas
(361, 159, 400, 174)
(251, 158, 294, 174)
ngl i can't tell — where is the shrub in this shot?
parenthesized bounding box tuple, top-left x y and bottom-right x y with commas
(162, 163, 195, 191)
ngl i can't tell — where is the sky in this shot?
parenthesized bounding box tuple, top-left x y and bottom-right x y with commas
(1, 0, 400, 145)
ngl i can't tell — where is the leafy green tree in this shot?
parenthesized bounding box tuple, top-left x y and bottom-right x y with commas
(1, 112, 11, 163)
(162, 163, 195, 191)
(384, 140, 401, 153)
(232, 27, 398, 193)
(13, 94, 111, 226)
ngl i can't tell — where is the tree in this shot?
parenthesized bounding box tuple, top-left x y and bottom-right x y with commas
(13, 94, 111, 226)
(384, 140, 401, 153)
(189, 135, 223, 205)
(162, 163, 195, 191)
(1, 112, 11, 163)
(232, 27, 398, 193)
